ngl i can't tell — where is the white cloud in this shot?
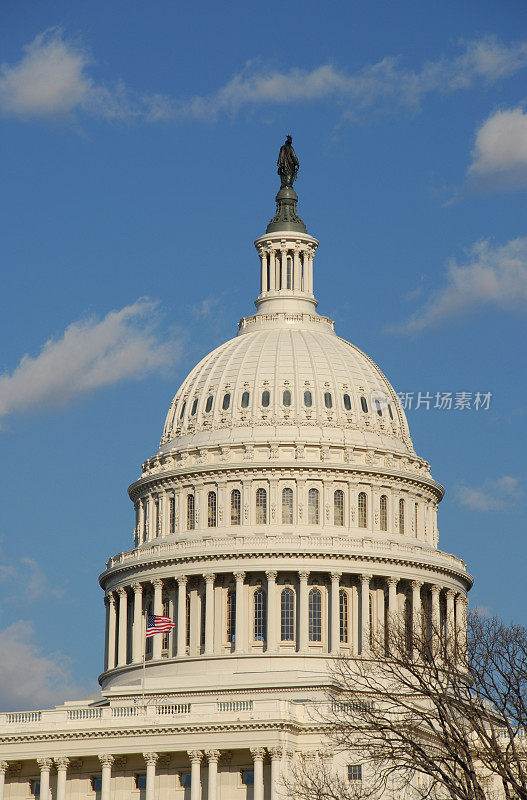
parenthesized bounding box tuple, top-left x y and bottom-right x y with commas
(0, 554, 63, 601)
(1, 30, 526, 122)
(468, 106, 527, 189)
(388, 237, 527, 333)
(0, 298, 180, 420)
(455, 476, 523, 512)
(0, 621, 92, 711)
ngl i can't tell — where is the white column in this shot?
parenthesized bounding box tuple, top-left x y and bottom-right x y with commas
(132, 583, 144, 664)
(387, 577, 398, 648)
(188, 751, 202, 800)
(431, 584, 441, 655)
(298, 571, 309, 651)
(280, 248, 287, 289)
(293, 248, 301, 291)
(0, 761, 8, 800)
(251, 748, 265, 800)
(205, 750, 220, 800)
(269, 748, 283, 800)
(104, 595, 110, 671)
(456, 594, 468, 660)
(143, 752, 158, 800)
(138, 500, 145, 544)
(412, 580, 423, 638)
(446, 589, 456, 657)
(37, 759, 52, 800)
(330, 572, 341, 653)
(259, 250, 267, 293)
(107, 592, 117, 670)
(234, 571, 246, 654)
(117, 587, 128, 666)
(177, 576, 187, 656)
(268, 249, 276, 291)
(99, 755, 114, 800)
(152, 579, 163, 659)
(204, 574, 215, 655)
(266, 571, 277, 652)
(360, 574, 371, 655)
(54, 757, 69, 800)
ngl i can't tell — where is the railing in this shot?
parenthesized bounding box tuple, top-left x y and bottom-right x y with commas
(6, 711, 41, 723)
(67, 708, 102, 720)
(332, 700, 375, 713)
(217, 700, 253, 712)
(112, 706, 141, 717)
(156, 704, 191, 715)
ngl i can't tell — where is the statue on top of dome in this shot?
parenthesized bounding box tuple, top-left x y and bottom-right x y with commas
(277, 135, 299, 188)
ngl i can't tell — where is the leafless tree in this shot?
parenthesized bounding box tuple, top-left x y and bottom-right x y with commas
(290, 611, 527, 800)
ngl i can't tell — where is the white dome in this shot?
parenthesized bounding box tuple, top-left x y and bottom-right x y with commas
(160, 321, 414, 457)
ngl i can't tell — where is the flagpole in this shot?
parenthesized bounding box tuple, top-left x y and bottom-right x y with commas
(141, 612, 146, 704)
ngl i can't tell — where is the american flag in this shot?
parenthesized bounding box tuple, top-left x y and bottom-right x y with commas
(146, 614, 175, 638)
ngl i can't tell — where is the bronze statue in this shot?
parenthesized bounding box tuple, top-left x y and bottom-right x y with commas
(277, 135, 299, 188)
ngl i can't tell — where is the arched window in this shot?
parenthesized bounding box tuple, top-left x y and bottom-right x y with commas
(230, 489, 241, 526)
(324, 392, 333, 409)
(283, 389, 291, 407)
(191, 397, 198, 416)
(360, 396, 368, 413)
(169, 496, 176, 534)
(380, 495, 388, 532)
(179, 401, 186, 420)
(343, 393, 352, 411)
(222, 393, 231, 411)
(414, 503, 418, 537)
(304, 390, 312, 407)
(282, 487, 293, 524)
(142, 500, 147, 541)
(162, 598, 170, 650)
(286, 255, 292, 289)
(308, 588, 322, 642)
(308, 488, 320, 525)
(207, 491, 217, 527)
(253, 587, 267, 641)
(399, 498, 405, 534)
(186, 593, 190, 647)
(226, 589, 236, 643)
(369, 593, 375, 648)
(241, 391, 250, 408)
(334, 489, 344, 526)
(339, 589, 349, 643)
(256, 488, 267, 524)
(358, 492, 367, 528)
(262, 390, 270, 407)
(280, 587, 295, 641)
(374, 398, 382, 416)
(205, 395, 213, 413)
(187, 494, 195, 530)
(155, 499, 160, 536)
(388, 403, 394, 420)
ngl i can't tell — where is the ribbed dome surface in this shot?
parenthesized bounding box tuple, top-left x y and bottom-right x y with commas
(160, 325, 414, 455)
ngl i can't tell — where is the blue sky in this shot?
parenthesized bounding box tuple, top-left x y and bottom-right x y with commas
(0, 0, 526, 710)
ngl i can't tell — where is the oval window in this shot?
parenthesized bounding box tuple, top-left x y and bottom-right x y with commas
(205, 395, 213, 413)
(222, 393, 231, 410)
(283, 390, 291, 407)
(343, 393, 351, 411)
(324, 392, 333, 409)
(360, 396, 368, 413)
(179, 401, 186, 420)
(241, 391, 250, 408)
(262, 390, 270, 407)
(191, 397, 198, 416)
(388, 403, 394, 420)
(304, 390, 312, 407)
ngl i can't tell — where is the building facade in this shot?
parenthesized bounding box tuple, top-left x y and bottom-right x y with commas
(0, 152, 472, 800)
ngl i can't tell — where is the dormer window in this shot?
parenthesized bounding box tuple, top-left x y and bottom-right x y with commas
(241, 391, 250, 408)
(205, 395, 213, 413)
(283, 390, 291, 407)
(262, 390, 270, 407)
(343, 393, 351, 411)
(360, 396, 368, 413)
(304, 390, 312, 407)
(179, 401, 186, 420)
(324, 392, 333, 409)
(191, 397, 198, 416)
(222, 393, 231, 411)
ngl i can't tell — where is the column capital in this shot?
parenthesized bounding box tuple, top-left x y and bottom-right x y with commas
(456, 594, 469, 606)
(386, 577, 398, 588)
(36, 758, 53, 770)
(234, 571, 246, 582)
(203, 573, 215, 584)
(430, 584, 442, 595)
(250, 748, 266, 760)
(106, 590, 116, 605)
(446, 588, 456, 599)
(265, 570, 278, 581)
(298, 570, 309, 581)
(330, 572, 342, 583)
(54, 757, 70, 770)
(205, 750, 221, 763)
(411, 580, 423, 591)
(98, 754, 114, 767)
(177, 575, 188, 587)
(188, 750, 203, 764)
(153, 579, 163, 589)
(117, 586, 127, 597)
(143, 752, 159, 766)
(133, 582, 143, 593)
(268, 747, 283, 760)
(360, 573, 372, 583)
